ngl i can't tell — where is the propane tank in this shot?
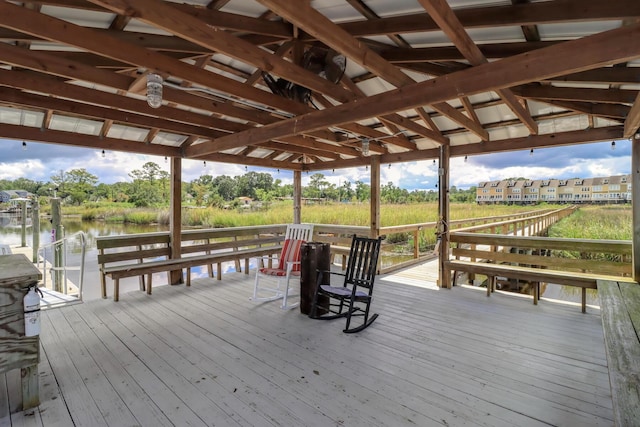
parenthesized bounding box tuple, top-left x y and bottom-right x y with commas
(24, 284, 42, 337)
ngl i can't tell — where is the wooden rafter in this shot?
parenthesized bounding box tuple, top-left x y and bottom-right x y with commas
(417, 0, 538, 135)
(256, 0, 484, 141)
(0, 0, 637, 172)
(185, 23, 640, 156)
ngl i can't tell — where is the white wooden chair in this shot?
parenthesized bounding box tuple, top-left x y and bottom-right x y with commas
(251, 224, 314, 309)
(0, 244, 12, 255)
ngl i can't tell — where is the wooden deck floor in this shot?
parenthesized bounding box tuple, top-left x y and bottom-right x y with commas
(2, 269, 614, 426)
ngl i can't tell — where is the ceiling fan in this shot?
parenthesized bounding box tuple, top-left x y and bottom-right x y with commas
(262, 47, 346, 105)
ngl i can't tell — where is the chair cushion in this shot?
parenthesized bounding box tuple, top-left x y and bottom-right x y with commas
(278, 239, 305, 272)
(258, 268, 301, 277)
(320, 285, 368, 298)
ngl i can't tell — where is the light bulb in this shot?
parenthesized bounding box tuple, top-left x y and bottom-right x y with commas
(611, 141, 616, 150)
(101, 150, 105, 158)
(146, 73, 163, 108)
(22, 141, 27, 150)
(530, 148, 534, 156)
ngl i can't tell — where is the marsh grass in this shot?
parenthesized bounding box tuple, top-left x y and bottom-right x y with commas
(64, 200, 554, 228)
(547, 205, 631, 240)
(547, 204, 631, 263)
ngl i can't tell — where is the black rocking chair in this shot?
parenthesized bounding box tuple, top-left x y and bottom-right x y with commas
(309, 235, 383, 333)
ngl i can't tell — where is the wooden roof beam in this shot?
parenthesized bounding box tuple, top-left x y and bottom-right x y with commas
(185, 23, 640, 156)
(624, 92, 640, 137)
(88, 0, 356, 105)
(417, 0, 538, 135)
(306, 125, 626, 172)
(335, 0, 640, 39)
(0, 2, 307, 115)
(512, 85, 639, 104)
(257, 0, 483, 141)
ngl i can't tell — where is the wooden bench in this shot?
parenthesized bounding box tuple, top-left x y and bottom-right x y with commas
(446, 259, 636, 313)
(597, 280, 640, 426)
(330, 245, 351, 270)
(447, 231, 633, 312)
(97, 228, 284, 301)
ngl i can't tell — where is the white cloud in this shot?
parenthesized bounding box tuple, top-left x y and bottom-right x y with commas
(0, 159, 46, 180)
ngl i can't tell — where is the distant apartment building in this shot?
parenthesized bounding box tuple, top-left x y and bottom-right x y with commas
(476, 174, 631, 204)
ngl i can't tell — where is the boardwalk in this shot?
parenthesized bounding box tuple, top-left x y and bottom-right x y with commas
(2, 266, 614, 426)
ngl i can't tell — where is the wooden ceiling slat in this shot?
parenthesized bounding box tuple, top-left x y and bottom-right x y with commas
(185, 23, 640, 156)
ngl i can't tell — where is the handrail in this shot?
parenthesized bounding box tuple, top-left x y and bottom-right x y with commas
(38, 230, 87, 300)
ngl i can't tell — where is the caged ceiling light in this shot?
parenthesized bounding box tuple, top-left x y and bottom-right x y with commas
(146, 73, 163, 108)
(361, 138, 370, 156)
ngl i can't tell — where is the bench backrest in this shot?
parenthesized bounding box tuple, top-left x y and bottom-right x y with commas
(97, 232, 171, 266)
(450, 232, 632, 277)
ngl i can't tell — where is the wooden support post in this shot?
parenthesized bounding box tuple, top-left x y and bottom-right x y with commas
(50, 197, 63, 293)
(633, 135, 640, 282)
(31, 199, 40, 263)
(438, 144, 451, 288)
(293, 170, 302, 224)
(169, 157, 183, 285)
(21, 365, 39, 409)
(370, 157, 380, 239)
(20, 199, 27, 247)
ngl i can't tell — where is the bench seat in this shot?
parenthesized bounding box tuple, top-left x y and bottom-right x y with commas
(446, 259, 635, 312)
(102, 246, 280, 301)
(597, 280, 640, 427)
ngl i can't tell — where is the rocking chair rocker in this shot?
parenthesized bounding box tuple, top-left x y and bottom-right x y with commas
(309, 235, 382, 333)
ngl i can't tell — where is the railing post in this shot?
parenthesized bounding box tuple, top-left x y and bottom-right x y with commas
(31, 199, 39, 263)
(293, 170, 302, 224)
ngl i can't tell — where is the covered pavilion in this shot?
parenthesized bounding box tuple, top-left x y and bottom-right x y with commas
(1, 1, 640, 425)
(0, 0, 639, 284)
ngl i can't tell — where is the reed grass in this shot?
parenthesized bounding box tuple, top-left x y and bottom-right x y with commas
(547, 205, 631, 240)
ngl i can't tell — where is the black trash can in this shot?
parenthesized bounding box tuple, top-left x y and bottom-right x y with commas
(300, 242, 331, 315)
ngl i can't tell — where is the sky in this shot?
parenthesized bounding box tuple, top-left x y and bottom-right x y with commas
(0, 137, 632, 191)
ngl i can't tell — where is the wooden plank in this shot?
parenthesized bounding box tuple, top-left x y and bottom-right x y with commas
(34, 343, 74, 426)
(26, 271, 618, 426)
(202, 276, 614, 426)
(598, 280, 640, 427)
(37, 311, 112, 426)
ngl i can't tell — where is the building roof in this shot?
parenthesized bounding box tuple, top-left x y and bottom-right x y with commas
(0, 0, 639, 172)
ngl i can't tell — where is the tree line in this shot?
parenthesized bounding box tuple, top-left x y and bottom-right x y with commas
(0, 161, 476, 207)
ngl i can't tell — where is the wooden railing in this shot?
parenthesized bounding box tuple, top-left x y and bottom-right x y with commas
(452, 206, 576, 236)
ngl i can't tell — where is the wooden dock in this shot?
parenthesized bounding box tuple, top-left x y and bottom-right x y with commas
(1, 267, 614, 426)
